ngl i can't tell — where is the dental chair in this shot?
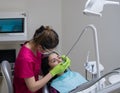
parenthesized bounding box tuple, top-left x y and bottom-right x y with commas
(69, 69, 120, 93)
(43, 68, 120, 93)
(42, 68, 120, 93)
(1, 60, 13, 93)
(43, 84, 49, 93)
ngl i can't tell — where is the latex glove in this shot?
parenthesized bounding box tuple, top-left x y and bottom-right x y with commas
(61, 55, 71, 66)
(50, 55, 71, 76)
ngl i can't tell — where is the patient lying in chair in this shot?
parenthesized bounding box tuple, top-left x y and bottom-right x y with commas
(41, 51, 87, 93)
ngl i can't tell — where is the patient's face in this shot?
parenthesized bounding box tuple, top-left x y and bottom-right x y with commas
(48, 53, 62, 68)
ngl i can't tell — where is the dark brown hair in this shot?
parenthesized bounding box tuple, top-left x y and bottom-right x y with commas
(41, 51, 59, 76)
(33, 25, 59, 50)
(41, 52, 65, 93)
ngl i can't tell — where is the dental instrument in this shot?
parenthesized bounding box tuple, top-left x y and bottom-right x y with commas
(84, 51, 104, 80)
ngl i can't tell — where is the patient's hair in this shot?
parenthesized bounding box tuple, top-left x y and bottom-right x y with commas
(41, 51, 59, 76)
(41, 54, 50, 76)
(41, 51, 60, 93)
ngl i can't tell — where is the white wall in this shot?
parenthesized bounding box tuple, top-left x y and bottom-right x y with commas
(0, 0, 62, 54)
(62, 0, 120, 76)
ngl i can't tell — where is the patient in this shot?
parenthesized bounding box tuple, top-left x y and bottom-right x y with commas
(41, 51, 87, 93)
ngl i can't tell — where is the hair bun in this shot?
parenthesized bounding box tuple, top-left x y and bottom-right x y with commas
(40, 25, 45, 31)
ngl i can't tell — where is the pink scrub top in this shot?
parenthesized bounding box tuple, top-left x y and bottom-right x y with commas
(13, 45, 42, 93)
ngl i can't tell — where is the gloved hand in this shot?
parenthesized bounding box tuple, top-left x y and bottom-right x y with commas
(50, 55, 71, 77)
(61, 55, 71, 65)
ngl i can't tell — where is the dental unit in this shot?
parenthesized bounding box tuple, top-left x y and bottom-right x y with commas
(43, 0, 120, 93)
(69, 0, 120, 92)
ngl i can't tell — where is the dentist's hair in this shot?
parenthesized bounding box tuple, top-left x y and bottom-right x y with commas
(33, 25, 59, 50)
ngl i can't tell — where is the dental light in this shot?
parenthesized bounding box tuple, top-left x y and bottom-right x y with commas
(83, 0, 120, 17)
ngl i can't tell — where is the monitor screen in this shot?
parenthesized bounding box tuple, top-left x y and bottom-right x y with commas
(0, 18, 24, 33)
(0, 49, 16, 63)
